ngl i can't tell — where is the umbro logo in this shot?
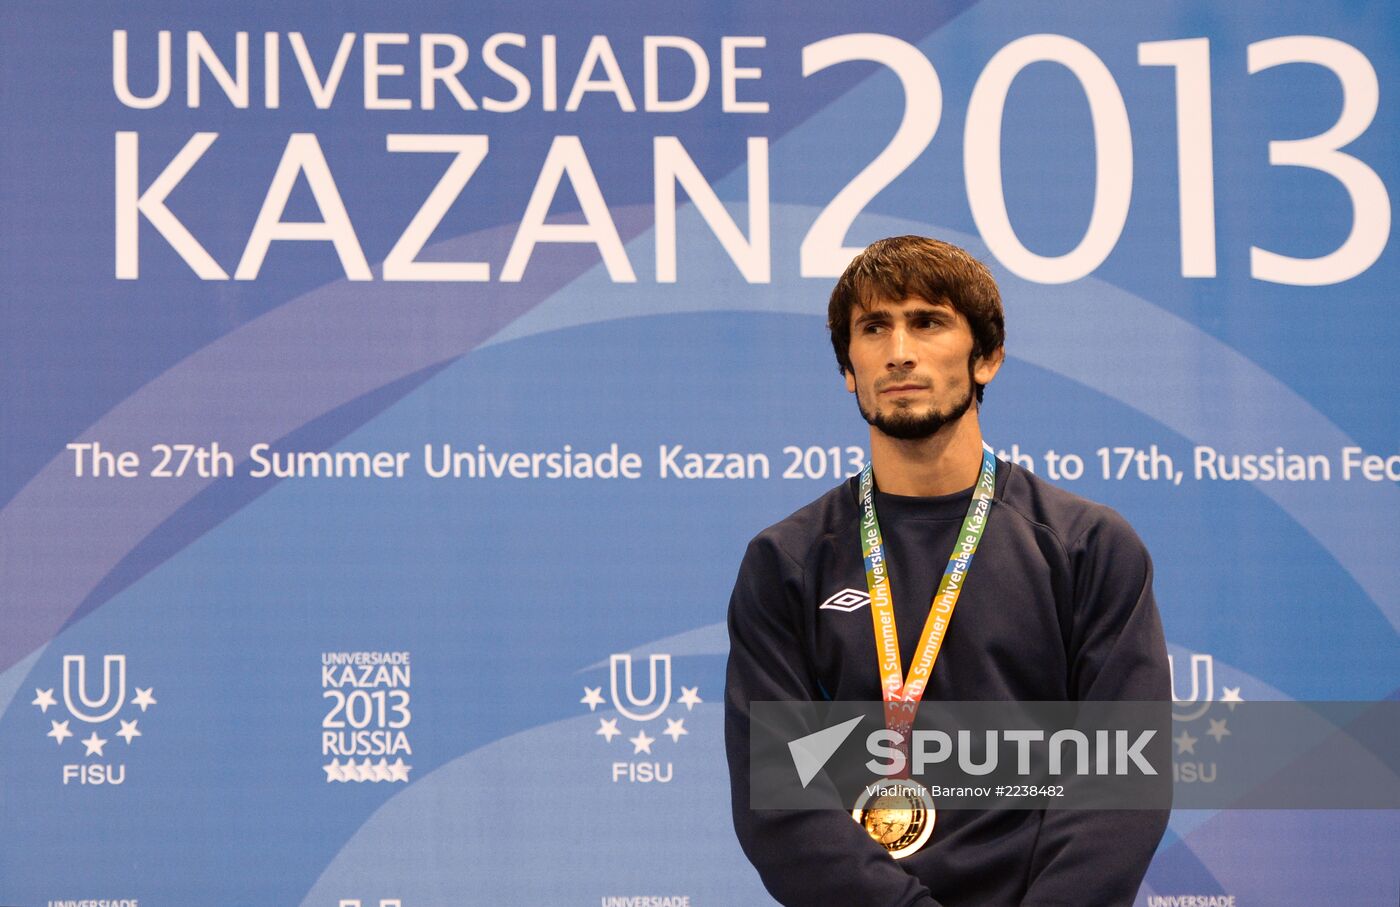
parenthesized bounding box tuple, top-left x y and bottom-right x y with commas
(819, 588, 871, 613)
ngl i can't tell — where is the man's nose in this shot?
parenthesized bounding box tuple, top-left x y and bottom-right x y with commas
(887, 326, 916, 369)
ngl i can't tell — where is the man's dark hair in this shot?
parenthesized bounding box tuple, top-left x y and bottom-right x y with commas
(827, 235, 1005, 403)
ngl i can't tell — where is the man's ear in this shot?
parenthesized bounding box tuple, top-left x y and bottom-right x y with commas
(844, 369, 856, 394)
(972, 346, 1005, 387)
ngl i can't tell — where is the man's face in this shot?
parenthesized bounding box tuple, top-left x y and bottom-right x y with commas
(844, 296, 1003, 441)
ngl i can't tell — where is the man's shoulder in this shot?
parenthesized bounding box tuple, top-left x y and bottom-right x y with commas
(745, 479, 856, 565)
(999, 462, 1147, 556)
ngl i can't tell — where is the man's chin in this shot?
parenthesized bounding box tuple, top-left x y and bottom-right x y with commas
(859, 390, 976, 441)
(869, 408, 949, 441)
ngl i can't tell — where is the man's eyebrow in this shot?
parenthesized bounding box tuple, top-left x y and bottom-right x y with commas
(854, 303, 951, 324)
(853, 309, 889, 326)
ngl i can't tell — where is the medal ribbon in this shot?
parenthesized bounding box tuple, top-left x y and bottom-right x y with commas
(858, 443, 997, 763)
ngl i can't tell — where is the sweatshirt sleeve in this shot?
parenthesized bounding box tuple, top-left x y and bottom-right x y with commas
(1021, 510, 1173, 906)
(724, 534, 940, 907)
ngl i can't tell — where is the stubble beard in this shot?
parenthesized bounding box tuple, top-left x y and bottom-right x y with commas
(856, 372, 976, 442)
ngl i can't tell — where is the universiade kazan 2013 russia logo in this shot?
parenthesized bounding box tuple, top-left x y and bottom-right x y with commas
(32, 654, 156, 785)
(580, 653, 703, 784)
(321, 650, 414, 783)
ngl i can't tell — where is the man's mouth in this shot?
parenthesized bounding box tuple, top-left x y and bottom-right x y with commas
(880, 384, 929, 395)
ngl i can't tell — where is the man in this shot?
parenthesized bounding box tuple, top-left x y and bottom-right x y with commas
(724, 236, 1170, 906)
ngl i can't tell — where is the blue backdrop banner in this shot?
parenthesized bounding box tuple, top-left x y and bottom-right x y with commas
(1, 2, 1397, 905)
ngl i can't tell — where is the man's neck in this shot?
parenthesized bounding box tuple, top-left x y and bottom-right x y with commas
(868, 411, 985, 497)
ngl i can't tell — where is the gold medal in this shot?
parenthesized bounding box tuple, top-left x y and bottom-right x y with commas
(850, 778, 936, 859)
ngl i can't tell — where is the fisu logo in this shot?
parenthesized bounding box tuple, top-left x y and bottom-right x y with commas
(63, 654, 127, 723)
(609, 653, 671, 721)
(36, 653, 155, 786)
(583, 651, 701, 783)
(1167, 651, 1243, 786)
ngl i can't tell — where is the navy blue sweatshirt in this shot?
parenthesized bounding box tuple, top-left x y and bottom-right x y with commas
(724, 460, 1170, 906)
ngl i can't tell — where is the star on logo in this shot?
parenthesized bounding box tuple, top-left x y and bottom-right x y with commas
(1220, 687, 1243, 711)
(47, 719, 73, 746)
(663, 719, 688, 743)
(677, 686, 703, 710)
(629, 730, 655, 755)
(1174, 729, 1198, 755)
(116, 719, 141, 744)
(81, 732, 109, 757)
(32, 688, 57, 713)
(580, 686, 605, 711)
(323, 760, 344, 782)
(388, 758, 412, 782)
(373, 760, 394, 782)
(131, 687, 157, 711)
(1206, 718, 1230, 743)
(596, 718, 621, 742)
